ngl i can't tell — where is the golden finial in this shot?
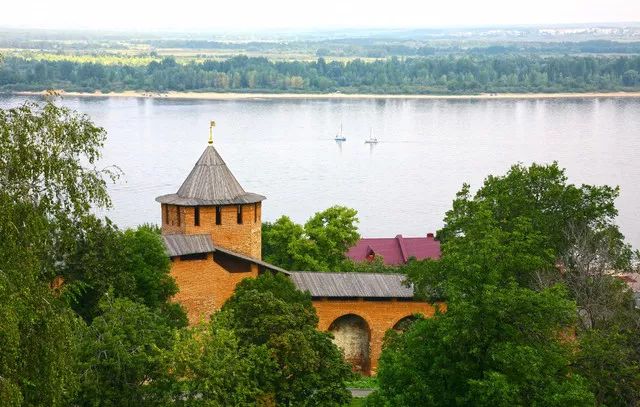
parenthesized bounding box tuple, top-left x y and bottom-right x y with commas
(208, 120, 216, 145)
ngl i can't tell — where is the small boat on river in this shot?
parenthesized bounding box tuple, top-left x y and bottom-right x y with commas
(335, 124, 346, 141)
(364, 128, 378, 144)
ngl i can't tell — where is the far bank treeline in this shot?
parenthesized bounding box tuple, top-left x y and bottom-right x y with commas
(1, 54, 640, 94)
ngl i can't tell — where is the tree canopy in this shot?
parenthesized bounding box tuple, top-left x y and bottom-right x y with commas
(262, 205, 360, 271)
(373, 205, 594, 406)
(0, 101, 184, 406)
(372, 162, 640, 406)
(217, 273, 353, 406)
(0, 101, 117, 406)
(2, 54, 640, 94)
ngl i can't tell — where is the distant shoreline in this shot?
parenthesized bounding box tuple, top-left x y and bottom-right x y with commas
(10, 90, 640, 101)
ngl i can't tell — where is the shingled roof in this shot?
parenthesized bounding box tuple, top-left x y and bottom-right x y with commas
(163, 234, 215, 257)
(347, 233, 441, 265)
(156, 145, 265, 206)
(289, 271, 414, 299)
(162, 234, 286, 273)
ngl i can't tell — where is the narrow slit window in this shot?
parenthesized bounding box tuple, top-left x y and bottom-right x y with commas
(194, 207, 200, 226)
(237, 205, 243, 224)
(176, 206, 181, 226)
(164, 205, 169, 224)
(215, 206, 222, 225)
(254, 203, 258, 223)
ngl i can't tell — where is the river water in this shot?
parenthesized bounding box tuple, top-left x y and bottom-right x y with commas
(1, 95, 639, 249)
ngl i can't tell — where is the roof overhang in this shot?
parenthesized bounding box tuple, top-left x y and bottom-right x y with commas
(162, 234, 287, 274)
(156, 192, 266, 206)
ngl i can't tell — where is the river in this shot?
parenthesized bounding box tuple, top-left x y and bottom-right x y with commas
(2, 95, 639, 249)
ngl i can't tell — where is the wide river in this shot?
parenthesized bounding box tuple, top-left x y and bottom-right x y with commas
(2, 95, 640, 249)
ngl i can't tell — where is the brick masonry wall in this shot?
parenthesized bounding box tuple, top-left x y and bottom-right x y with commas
(170, 255, 443, 371)
(170, 254, 259, 324)
(161, 203, 262, 258)
(163, 202, 443, 374)
(313, 299, 444, 373)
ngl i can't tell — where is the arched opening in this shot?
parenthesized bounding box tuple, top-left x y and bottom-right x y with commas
(393, 315, 420, 332)
(328, 314, 371, 374)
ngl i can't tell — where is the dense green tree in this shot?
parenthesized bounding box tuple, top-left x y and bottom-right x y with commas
(377, 162, 639, 406)
(75, 297, 174, 407)
(622, 69, 639, 86)
(3, 54, 640, 94)
(373, 207, 594, 406)
(262, 215, 316, 270)
(218, 273, 353, 406)
(262, 205, 359, 271)
(576, 328, 640, 406)
(63, 218, 186, 327)
(0, 196, 83, 407)
(0, 100, 116, 406)
(0, 101, 186, 406)
(436, 162, 624, 279)
(156, 322, 273, 406)
(304, 206, 360, 269)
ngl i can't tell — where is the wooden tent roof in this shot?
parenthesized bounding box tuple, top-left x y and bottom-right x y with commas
(288, 271, 414, 299)
(156, 145, 265, 206)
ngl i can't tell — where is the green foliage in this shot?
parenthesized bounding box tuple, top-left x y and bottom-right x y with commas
(262, 205, 360, 271)
(341, 256, 402, 274)
(218, 273, 353, 406)
(62, 217, 186, 327)
(0, 101, 117, 406)
(3, 53, 640, 94)
(576, 328, 640, 406)
(345, 374, 378, 389)
(0, 101, 185, 406)
(424, 162, 640, 405)
(75, 297, 174, 407)
(375, 235, 593, 405)
(157, 323, 274, 406)
(373, 163, 608, 406)
(437, 162, 623, 276)
(0, 211, 83, 407)
(0, 101, 114, 211)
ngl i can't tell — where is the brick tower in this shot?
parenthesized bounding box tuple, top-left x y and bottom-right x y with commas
(155, 123, 268, 322)
(156, 123, 265, 258)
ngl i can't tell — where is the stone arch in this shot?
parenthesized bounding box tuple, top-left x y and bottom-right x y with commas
(392, 315, 420, 332)
(328, 314, 371, 374)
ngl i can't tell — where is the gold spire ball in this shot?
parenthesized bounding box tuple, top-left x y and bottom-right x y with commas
(208, 120, 216, 145)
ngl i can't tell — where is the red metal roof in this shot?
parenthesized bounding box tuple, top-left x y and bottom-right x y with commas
(346, 233, 441, 265)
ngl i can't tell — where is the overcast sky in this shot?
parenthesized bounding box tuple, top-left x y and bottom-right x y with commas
(2, 0, 639, 31)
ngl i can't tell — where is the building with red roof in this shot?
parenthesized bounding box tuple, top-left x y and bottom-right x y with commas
(347, 233, 441, 265)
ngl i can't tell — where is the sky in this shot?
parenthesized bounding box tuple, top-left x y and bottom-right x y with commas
(1, 0, 639, 32)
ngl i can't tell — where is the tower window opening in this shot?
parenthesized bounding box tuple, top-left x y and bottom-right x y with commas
(176, 206, 181, 226)
(194, 207, 200, 226)
(164, 205, 169, 224)
(215, 206, 222, 225)
(237, 205, 243, 224)
(254, 203, 258, 223)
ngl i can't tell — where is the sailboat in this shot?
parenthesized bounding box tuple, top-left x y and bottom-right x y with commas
(364, 128, 379, 144)
(334, 124, 346, 142)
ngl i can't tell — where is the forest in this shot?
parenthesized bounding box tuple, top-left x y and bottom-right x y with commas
(1, 54, 640, 94)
